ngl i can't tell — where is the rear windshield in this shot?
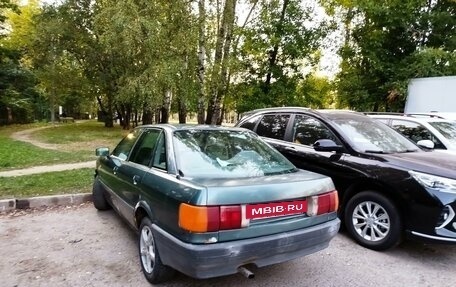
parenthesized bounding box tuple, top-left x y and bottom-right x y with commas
(173, 129, 296, 178)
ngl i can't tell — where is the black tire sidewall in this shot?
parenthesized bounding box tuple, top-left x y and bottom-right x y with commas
(92, 177, 110, 210)
(344, 191, 402, 251)
(138, 217, 175, 284)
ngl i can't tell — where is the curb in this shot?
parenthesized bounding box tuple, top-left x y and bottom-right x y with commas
(0, 193, 92, 213)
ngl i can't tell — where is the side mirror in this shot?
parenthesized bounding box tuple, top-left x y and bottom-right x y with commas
(416, 140, 434, 150)
(95, 147, 110, 157)
(313, 139, 343, 153)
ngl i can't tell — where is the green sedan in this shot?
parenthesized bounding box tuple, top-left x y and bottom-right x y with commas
(92, 124, 340, 284)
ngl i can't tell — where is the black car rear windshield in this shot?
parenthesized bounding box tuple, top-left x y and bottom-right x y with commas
(173, 129, 296, 178)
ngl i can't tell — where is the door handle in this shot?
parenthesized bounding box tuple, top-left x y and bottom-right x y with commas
(284, 146, 297, 152)
(113, 166, 119, 175)
(133, 175, 141, 185)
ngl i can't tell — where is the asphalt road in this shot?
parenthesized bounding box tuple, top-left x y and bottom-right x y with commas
(1, 204, 456, 287)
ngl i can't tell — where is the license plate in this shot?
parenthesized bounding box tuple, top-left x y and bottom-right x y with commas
(246, 200, 307, 220)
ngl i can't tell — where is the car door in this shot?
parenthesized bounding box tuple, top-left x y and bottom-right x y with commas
(97, 128, 142, 215)
(138, 131, 186, 236)
(277, 113, 349, 178)
(112, 128, 162, 227)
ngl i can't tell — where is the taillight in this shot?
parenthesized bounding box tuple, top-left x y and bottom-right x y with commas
(179, 203, 243, 232)
(220, 206, 242, 230)
(307, 190, 339, 216)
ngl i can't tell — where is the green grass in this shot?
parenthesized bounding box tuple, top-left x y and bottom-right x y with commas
(33, 120, 125, 144)
(0, 120, 127, 198)
(0, 168, 94, 199)
(0, 120, 126, 171)
(0, 136, 94, 170)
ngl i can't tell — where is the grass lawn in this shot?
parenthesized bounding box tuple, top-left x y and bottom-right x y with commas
(0, 120, 127, 199)
(0, 168, 94, 199)
(0, 120, 127, 171)
(33, 120, 126, 144)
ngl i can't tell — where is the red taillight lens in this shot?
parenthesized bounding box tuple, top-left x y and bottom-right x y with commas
(220, 206, 242, 230)
(206, 206, 220, 231)
(307, 190, 339, 216)
(317, 190, 339, 215)
(179, 204, 243, 232)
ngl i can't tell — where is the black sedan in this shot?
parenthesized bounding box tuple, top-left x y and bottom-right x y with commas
(236, 107, 456, 251)
(92, 124, 340, 283)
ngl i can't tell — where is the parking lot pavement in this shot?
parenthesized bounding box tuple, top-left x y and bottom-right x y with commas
(1, 204, 456, 287)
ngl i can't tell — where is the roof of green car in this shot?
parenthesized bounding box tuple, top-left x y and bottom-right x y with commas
(134, 123, 250, 132)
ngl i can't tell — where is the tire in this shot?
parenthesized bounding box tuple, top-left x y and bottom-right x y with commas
(138, 217, 176, 284)
(92, 177, 111, 211)
(344, 191, 402, 251)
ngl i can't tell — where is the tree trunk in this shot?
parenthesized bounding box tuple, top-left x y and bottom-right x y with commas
(142, 105, 153, 125)
(178, 96, 187, 124)
(206, 0, 236, 125)
(264, 0, 290, 93)
(212, 0, 236, 125)
(205, 0, 227, 124)
(103, 94, 114, 128)
(160, 90, 172, 124)
(154, 107, 161, 123)
(197, 0, 206, 124)
(123, 104, 131, 130)
(50, 88, 56, 123)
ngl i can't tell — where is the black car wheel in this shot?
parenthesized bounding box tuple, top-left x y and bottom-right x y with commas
(139, 217, 175, 284)
(344, 191, 402, 251)
(92, 177, 111, 210)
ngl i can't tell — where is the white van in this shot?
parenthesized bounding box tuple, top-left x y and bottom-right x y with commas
(405, 76, 456, 121)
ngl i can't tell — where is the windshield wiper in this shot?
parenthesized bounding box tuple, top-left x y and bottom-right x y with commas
(364, 150, 385, 154)
(397, 149, 419, 153)
(264, 168, 297, 176)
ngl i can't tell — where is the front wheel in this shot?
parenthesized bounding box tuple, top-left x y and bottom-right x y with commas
(139, 217, 175, 284)
(344, 191, 402, 251)
(92, 177, 111, 211)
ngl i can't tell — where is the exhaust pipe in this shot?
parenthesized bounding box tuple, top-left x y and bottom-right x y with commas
(238, 266, 255, 279)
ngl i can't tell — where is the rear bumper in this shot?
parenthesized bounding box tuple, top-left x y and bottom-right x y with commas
(153, 218, 340, 279)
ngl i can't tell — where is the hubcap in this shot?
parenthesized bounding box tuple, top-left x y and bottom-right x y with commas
(140, 225, 155, 273)
(352, 201, 390, 242)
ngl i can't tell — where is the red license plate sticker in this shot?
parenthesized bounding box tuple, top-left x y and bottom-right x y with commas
(246, 200, 307, 220)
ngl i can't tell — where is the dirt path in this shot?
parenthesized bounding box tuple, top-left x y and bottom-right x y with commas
(10, 124, 114, 152)
(11, 126, 60, 150)
(0, 161, 96, 177)
(2, 125, 96, 177)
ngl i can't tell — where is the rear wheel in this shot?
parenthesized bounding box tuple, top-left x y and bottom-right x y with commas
(139, 217, 175, 284)
(344, 191, 402, 251)
(92, 177, 111, 210)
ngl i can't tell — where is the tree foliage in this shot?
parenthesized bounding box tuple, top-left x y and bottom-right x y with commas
(235, 0, 331, 113)
(0, 0, 39, 125)
(1, 0, 455, 126)
(330, 0, 456, 112)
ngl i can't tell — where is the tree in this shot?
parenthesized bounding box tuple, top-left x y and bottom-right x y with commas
(196, 0, 207, 124)
(0, 0, 39, 125)
(235, 0, 329, 113)
(205, 0, 237, 124)
(328, 0, 456, 112)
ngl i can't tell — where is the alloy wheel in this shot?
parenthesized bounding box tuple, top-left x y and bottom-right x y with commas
(352, 200, 390, 242)
(140, 225, 156, 273)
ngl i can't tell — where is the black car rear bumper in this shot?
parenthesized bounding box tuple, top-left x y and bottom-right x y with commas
(153, 218, 340, 279)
